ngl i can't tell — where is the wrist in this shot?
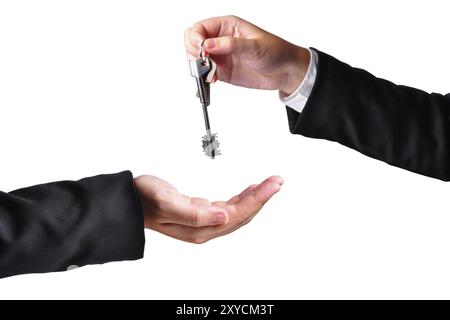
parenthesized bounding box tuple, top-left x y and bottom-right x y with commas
(134, 176, 151, 229)
(279, 46, 310, 96)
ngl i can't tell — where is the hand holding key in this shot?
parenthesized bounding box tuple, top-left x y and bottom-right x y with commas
(185, 15, 311, 96)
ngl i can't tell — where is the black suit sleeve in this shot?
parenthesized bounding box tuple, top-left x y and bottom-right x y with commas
(287, 49, 450, 181)
(0, 171, 145, 279)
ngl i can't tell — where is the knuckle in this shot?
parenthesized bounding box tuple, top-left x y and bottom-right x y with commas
(227, 36, 236, 50)
(190, 210, 200, 227)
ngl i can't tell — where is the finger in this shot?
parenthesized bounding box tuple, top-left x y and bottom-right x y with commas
(156, 212, 256, 244)
(185, 16, 228, 58)
(186, 16, 259, 58)
(190, 16, 226, 40)
(240, 184, 259, 198)
(235, 175, 284, 213)
(185, 16, 251, 59)
(152, 223, 213, 244)
(210, 200, 227, 208)
(163, 201, 229, 227)
(190, 197, 211, 207)
(213, 215, 255, 239)
(192, 15, 256, 39)
(204, 36, 256, 56)
(227, 176, 281, 206)
(216, 176, 283, 236)
(186, 17, 225, 59)
(184, 27, 204, 59)
(227, 184, 258, 204)
(153, 175, 283, 243)
(201, 211, 256, 242)
(253, 175, 284, 202)
(184, 30, 202, 55)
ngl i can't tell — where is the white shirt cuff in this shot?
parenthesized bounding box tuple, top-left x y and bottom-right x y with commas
(279, 48, 318, 114)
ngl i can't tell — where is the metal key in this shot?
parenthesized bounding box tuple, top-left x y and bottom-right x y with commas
(189, 42, 220, 159)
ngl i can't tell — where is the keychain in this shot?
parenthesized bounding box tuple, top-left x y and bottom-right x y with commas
(189, 40, 220, 159)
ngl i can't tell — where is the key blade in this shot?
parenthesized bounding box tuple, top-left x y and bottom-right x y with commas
(198, 80, 210, 107)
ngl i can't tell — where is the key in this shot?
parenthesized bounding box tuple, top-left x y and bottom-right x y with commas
(189, 44, 220, 159)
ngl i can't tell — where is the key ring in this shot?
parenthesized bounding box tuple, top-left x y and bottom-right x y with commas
(199, 39, 208, 62)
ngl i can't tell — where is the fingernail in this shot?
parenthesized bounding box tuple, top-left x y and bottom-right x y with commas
(205, 39, 216, 49)
(213, 211, 227, 224)
(270, 175, 284, 186)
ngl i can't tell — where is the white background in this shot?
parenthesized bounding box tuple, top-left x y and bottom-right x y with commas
(0, 0, 450, 299)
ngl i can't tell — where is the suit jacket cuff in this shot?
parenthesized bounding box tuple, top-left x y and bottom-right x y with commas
(0, 170, 145, 279)
(286, 48, 336, 136)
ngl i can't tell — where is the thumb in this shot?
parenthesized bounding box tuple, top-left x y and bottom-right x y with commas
(165, 201, 229, 227)
(204, 36, 255, 56)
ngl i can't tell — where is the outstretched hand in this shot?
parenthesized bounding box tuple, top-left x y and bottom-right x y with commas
(135, 175, 283, 243)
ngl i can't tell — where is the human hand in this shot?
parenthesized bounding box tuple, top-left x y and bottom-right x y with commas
(134, 175, 283, 243)
(184, 15, 310, 95)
